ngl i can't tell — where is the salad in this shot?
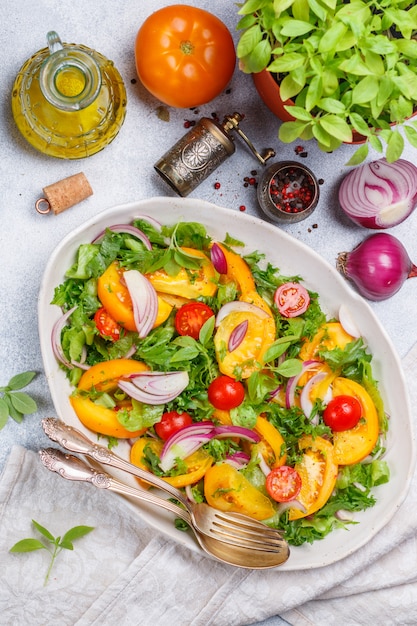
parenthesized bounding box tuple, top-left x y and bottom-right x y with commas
(51, 217, 390, 546)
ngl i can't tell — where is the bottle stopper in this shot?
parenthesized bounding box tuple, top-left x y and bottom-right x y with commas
(154, 112, 276, 197)
(35, 172, 93, 214)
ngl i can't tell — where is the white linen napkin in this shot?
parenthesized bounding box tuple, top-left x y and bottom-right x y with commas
(1, 344, 417, 626)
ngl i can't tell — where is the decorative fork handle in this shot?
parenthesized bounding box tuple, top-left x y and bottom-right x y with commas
(39, 447, 191, 525)
(41, 417, 189, 508)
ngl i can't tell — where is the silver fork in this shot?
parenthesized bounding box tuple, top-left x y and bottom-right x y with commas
(39, 447, 289, 569)
(41, 418, 289, 559)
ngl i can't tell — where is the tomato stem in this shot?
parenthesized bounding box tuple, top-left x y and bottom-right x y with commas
(180, 40, 194, 55)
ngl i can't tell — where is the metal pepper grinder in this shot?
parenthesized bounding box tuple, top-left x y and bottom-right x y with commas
(154, 112, 276, 197)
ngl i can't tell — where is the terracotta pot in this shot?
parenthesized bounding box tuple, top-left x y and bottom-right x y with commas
(252, 69, 366, 144)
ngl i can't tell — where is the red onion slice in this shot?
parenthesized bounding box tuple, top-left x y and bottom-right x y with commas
(213, 425, 261, 443)
(92, 224, 152, 250)
(339, 158, 417, 229)
(123, 270, 158, 338)
(228, 320, 248, 352)
(215, 301, 271, 326)
(118, 371, 189, 404)
(285, 360, 322, 408)
(210, 243, 228, 274)
(126, 371, 189, 396)
(51, 306, 78, 368)
(224, 451, 251, 469)
(159, 422, 216, 471)
(338, 305, 360, 339)
(299, 371, 333, 422)
(134, 214, 163, 231)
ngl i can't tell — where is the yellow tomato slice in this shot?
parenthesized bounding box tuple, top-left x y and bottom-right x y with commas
(204, 463, 276, 520)
(289, 435, 338, 520)
(331, 378, 379, 465)
(76, 358, 148, 392)
(299, 322, 354, 361)
(146, 248, 217, 299)
(97, 261, 172, 330)
(214, 308, 276, 379)
(130, 437, 213, 489)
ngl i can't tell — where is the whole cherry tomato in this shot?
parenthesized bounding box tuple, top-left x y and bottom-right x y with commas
(207, 375, 245, 410)
(154, 411, 193, 441)
(135, 5, 236, 108)
(274, 282, 310, 318)
(175, 302, 215, 339)
(323, 394, 363, 432)
(266, 465, 302, 503)
(94, 307, 123, 341)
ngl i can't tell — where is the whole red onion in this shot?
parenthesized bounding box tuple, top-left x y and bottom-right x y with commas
(338, 158, 417, 229)
(337, 233, 417, 301)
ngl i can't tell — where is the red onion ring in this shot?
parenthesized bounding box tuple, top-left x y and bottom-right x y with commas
(339, 158, 417, 229)
(91, 224, 152, 249)
(51, 306, 78, 368)
(134, 214, 163, 231)
(285, 360, 322, 408)
(215, 301, 270, 326)
(123, 270, 158, 337)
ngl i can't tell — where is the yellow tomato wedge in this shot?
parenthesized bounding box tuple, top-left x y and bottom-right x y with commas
(331, 378, 379, 465)
(299, 322, 354, 361)
(213, 242, 256, 294)
(146, 247, 217, 299)
(204, 463, 275, 520)
(70, 359, 149, 438)
(289, 435, 338, 520)
(253, 415, 287, 468)
(97, 261, 172, 330)
(130, 438, 213, 489)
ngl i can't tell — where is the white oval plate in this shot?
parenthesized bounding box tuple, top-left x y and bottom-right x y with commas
(38, 197, 415, 570)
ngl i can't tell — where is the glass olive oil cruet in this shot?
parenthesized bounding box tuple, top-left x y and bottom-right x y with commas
(11, 31, 127, 159)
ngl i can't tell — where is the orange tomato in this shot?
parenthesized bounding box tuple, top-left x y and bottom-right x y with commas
(70, 359, 148, 438)
(146, 248, 217, 299)
(204, 463, 275, 520)
(299, 322, 354, 361)
(130, 437, 213, 489)
(135, 5, 236, 108)
(97, 261, 172, 331)
(331, 378, 379, 465)
(289, 435, 338, 520)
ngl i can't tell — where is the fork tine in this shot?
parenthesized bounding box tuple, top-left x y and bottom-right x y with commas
(205, 526, 289, 553)
(211, 520, 284, 546)
(212, 511, 285, 538)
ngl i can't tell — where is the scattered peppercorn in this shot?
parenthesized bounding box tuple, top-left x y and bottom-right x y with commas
(225, 88, 232, 94)
(318, 178, 324, 185)
(300, 151, 308, 158)
(214, 182, 221, 189)
(312, 223, 318, 228)
(183, 119, 196, 129)
(251, 170, 258, 176)
(130, 78, 137, 84)
(294, 145, 304, 154)
(239, 205, 246, 211)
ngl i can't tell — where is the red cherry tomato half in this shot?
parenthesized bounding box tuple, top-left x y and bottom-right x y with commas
(94, 307, 123, 341)
(265, 465, 302, 503)
(154, 411, 193, 441)
(274, 282, 310, 318)
(207, 375, 245, 410)
(175, 302, 215, 340)
(323, 395, 363, 432)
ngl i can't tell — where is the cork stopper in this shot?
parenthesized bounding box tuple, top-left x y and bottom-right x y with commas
(36, 172, 93, 214)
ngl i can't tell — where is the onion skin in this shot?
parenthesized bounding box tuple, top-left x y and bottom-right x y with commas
(339, 158, 417, 229)
(337, 233, 417, 301)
